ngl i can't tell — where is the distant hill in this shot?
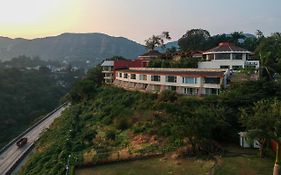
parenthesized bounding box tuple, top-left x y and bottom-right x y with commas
(0, 33, 146, 64)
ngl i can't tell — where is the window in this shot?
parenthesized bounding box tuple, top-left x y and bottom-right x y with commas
(131, 74, 136, 79)
(215, 53, 230, 60)
(184, 88, 198, 95)
(207, 54, 214, 60)
(165, 76, 177, 83)
(103, 66, 113, 71)
(204, 77, 220, 84)
(119, 73, 122, 78)
(139, 74, 147, 81)
(105, 73, 112, 77)
(232, 53, 243, 60)
(124, 73, 128, 79)
(182, 77, 197, 84)
(205, 88, 219, 95)
(151, 75, 161, 82)
(220, 65, 229, 69)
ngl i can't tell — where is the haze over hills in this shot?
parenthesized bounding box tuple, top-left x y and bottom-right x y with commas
(0, 32, 256, 65)
(0, 33, 147, 63)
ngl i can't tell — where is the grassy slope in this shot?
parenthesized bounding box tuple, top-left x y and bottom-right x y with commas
(19, 87, 158, 175)
(18, 84, 278, 175)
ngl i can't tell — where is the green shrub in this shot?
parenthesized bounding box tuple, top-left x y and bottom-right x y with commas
(157, 90, 178, 103)
(115, 117, 131, 130)
(105, 129, 116, 140)
(83, 130, 97, 142)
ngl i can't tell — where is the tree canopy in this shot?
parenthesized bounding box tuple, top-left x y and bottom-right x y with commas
(0, 68, 79, 147)
(145, 31, 171, 50)
(178, 29, 211, 52)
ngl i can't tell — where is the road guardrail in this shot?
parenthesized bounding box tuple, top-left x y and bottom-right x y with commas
(0, 102, 68, 155)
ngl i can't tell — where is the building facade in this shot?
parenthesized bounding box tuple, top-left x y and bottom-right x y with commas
(114, 68, 230, 96)
(101, 59, 145, 84)
(101, 60, 115, 84)
(198, 42, 260, 70)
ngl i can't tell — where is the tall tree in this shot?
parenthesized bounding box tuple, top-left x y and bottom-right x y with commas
(178, 29, 210, 52)
(255, 32, 281, 80)
(69, 65, 102, 103)
(169, 105, 226, 154)
(145, 31, 171, 51)
(230, 31, 245, 44)
(241, 99, 281, 175)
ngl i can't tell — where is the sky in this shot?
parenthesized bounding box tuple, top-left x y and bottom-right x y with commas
(0, 0, 280, 44)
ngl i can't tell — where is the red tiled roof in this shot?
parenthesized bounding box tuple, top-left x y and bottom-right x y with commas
(204, 42, 250, 53)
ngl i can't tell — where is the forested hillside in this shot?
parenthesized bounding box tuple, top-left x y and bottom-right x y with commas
(0, 67, 81, 148)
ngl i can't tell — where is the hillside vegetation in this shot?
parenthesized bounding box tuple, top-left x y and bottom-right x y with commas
(0, 64, 82, 148)
(18, 64, 281, 174)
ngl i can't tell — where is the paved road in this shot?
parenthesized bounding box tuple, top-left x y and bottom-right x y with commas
(0, 106, 66, 175)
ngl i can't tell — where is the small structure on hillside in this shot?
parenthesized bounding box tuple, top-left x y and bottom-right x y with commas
(137, 50, 162, 67)
(238, 132, 260, 149)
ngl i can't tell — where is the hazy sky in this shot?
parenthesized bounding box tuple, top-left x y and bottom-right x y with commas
(0, 0, 280, 44)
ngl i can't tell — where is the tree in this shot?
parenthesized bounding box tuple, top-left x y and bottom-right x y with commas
(259, 51, 274, 80)
(178, 29, 210, 52)
(86, 65, 103, 87)
(230, 31, 245, 44)
(169, 105, 226, 154)
(240, 99, 281, 175)
(69, 65, 103, 102)
(145, 31, 171, 50)
(256, 30, 264, 40)
(255, 32, 281, 80)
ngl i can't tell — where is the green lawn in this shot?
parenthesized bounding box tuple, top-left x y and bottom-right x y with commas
(75, 157, 213, 175)
(75, 152, 275, 175)
(214, 156, 274, 175)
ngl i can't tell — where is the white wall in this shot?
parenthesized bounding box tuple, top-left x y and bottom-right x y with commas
(198, 60, 245, 69)
(116, 72, 222, 90)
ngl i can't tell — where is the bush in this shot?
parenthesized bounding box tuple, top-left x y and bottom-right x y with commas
(83, 130, 97, 142)
(105, 129, 116, 140)
(157, 90, 178, 103)
(115, 117, 131, 130)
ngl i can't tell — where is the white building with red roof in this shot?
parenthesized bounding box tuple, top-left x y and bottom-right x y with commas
(198, 42, 259, 70)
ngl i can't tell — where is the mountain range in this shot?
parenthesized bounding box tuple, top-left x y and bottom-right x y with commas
(0, 33, 147, 64)
(0, 32, 255, 64)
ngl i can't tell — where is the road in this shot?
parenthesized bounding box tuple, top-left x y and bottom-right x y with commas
(0, 106, 66, 175)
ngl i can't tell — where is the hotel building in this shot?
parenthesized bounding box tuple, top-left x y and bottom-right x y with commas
(114, 68, 230, 96)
